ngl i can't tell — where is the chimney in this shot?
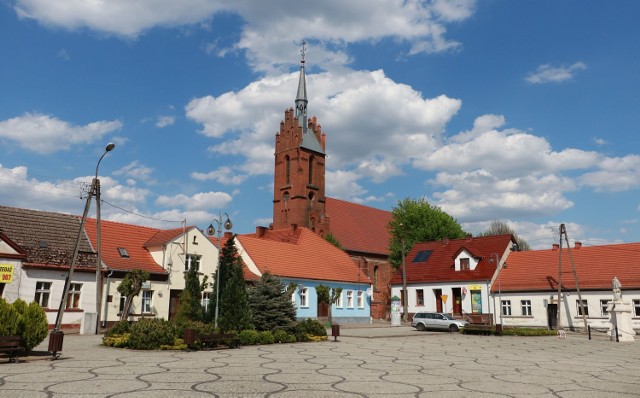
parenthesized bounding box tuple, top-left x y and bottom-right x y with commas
(465, 234, 472, 241)
(256, 226, 267, 238)
(552, 243, 559, 251)
(574, 241, 582, 249)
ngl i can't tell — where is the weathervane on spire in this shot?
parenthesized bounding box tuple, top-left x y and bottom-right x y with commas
(300, 39, 306, 64)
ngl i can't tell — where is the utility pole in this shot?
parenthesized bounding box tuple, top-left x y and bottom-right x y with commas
(556, 227, 563, 330)
(561, 224, 588, 332)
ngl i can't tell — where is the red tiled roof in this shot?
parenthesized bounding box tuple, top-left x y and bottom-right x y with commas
(84, 219, 167, 275)
(144, 227, 187, 247)
(325, 197, 392, 256)
(497, 242, 640, 292)
(238, 226, 371, 284)
(390, 235, 516, 284)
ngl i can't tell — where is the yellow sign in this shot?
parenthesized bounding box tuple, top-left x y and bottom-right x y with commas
(440, 294, 448, 303)
(0, 263, 14, 283)
(469, 285, 482, 290)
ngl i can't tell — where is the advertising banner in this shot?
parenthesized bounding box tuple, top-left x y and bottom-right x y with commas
(0, 263, 14, 283)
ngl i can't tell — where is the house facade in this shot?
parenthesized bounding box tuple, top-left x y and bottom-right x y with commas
(390, 234, 517, 322)
(494, 241, 640, 333)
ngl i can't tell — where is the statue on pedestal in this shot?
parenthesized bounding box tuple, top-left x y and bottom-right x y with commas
(612, 276, 622, 300)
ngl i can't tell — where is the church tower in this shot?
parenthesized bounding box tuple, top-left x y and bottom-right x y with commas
(272, 42, 330, 236)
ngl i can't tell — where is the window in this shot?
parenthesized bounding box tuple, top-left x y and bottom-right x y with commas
(460, 258, 470, 271)
(346, 290, 354, 308)
(632, 299, 640, 317)
(119, 295, 126, 313)
(334, 291, 343, 308)
(412, 250, 432, 263)
(142, 290, 153, 314)
(35, 281, 51, 307)
(285, 155, 290, 184)
(357, 291, 364, 308)
(66, 283, 82, 309)
(416, 289, 425, 306)
(300, 287, 309, 308)
(600, 299, 610, 316)
(202, 292, 211, 312)
(308, 156, 314, 184)
(373, 266, 379, 290)
(185, 254, 201, 272)
(576, 300, 589, 316)
(117, 247, 129, 258)
(520, 300, 531, 316)
(501, 300, 511, 316)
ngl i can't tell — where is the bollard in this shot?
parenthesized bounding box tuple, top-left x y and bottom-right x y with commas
(588, 325, 591, 340)
(615, 326, 619, 342)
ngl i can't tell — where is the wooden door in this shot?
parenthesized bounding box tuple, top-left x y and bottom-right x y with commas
(547, 304, 558, 329)
(169, 290, 181, 320)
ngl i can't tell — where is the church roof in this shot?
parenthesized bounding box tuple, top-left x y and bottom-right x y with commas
(238, 226, 370, 284)
(496, 242, 640, 292)
(325, 197, 392, 256)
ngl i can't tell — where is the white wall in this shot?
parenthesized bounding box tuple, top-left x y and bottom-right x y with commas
(391, 281, 494, 315)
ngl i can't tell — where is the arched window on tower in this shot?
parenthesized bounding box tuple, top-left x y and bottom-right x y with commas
(373, 266, 379, 290)
(308, 155, 314, 185)
(285, 155, 290, 185)
(283, 191, 290, 207)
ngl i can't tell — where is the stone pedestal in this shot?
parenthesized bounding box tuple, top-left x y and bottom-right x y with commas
(607, 300, 636, 342)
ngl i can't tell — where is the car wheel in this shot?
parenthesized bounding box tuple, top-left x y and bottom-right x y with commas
(417, 323, 427, 331)
(448, 324, 459, 333)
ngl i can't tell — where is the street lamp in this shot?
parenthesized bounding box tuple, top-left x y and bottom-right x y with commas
(206, 213, 233, 329)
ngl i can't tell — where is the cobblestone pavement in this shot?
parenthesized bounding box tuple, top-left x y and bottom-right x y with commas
(1, 327, 639, 397)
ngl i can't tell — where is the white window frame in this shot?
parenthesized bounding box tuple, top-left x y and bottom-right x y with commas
(520, 300, 531, 316)
(600, 299, 610, 316)
(334, 290, 343, 308)
(66, 283, 82, 309)
(416, 289, 425, 306)
(633, 299, 640, 317)
(119, 294, 127, 313)
(202, 292, 211, 312)
(357, 291, 364, 308)
(501, 300, 511, 316)
(142, 290, 153, 314)
(35, 281, 51, 308)
(576, 299, 589, 317)
(185, 254, 201, 272)
(346, 290, 354, 308)
(299, 287, 309, 308)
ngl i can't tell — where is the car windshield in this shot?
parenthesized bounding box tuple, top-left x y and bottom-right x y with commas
(441, 314, 455, 320)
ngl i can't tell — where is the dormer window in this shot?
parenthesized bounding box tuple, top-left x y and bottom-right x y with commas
(460, 258, 470, 271)
(117, 247, 129, 258)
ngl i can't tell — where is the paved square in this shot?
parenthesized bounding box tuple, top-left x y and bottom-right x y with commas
(1, 328, 639, 397)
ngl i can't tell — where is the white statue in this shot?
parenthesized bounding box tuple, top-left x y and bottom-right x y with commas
(612, 276, 622, 300)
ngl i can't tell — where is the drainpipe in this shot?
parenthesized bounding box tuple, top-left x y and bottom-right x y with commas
(101, 270, 114, 328)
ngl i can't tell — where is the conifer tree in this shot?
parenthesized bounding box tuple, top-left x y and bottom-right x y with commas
(175, 264, 203, 323)
(249, 272, 297, 333)
(215, 235, 253, 332)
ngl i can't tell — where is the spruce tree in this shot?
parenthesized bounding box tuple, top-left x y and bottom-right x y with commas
(249, 272, 297, 333)
(175, 264, 203, 323)
(216, 235, 253, 332)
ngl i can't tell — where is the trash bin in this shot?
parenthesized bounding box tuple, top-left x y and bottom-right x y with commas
(184, 328, 196, 348)
(495, 324, 503, 336)
(331, 324, 340, 341)
(48, 331, 64, 359)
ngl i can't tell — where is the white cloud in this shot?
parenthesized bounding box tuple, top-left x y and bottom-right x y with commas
(14, 0, 475, 72)
(155, 191, 233, 210)
(155, 115, 175, 128)
(0, 112, 122, 154)
(593, 137, 606, 146)
(113, 161, 156, 184)
(57, 49, 70, 60)
(579, 154, 640, 192)
(525, 61, 587, 84)
(325, 169, 367, 201)
(191, 166, 248, 185)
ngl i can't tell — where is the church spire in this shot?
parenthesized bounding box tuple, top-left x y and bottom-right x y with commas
(295, 40, 308, 130)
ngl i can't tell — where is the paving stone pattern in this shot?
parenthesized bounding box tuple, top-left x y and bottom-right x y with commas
(1, 329, 639, 397)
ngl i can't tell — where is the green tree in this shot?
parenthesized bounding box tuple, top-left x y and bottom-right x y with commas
(215, 235, 252, 332)
(388, 198, 467, 268)
(20, 301, 49, 350)
(315, 285, 342, 325)
(117, 269, 150, 320)
(324, 234, 342, 250)
(175, 264, 203, 323)
(477, 220, 530, 251)
(0, 298, 20, 335)
(248, 272, 297, 333)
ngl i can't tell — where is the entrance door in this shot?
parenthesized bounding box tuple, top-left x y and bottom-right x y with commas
(452, 288, 462, 315)
(434, 289, 443, 312)
(547, 304, 558, 329)
(169, 290, 181, 320)
(317, 299, 328, 317)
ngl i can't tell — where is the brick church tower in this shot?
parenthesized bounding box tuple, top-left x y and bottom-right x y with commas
(272, 43, 330, 236)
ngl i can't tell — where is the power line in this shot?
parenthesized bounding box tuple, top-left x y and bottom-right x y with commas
(101, 199, 184, 224)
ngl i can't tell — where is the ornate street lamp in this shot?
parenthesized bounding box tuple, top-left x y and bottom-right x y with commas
(207, 213, 233, 329)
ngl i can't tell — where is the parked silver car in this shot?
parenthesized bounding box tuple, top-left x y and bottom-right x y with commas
(411, 312, 468, 332)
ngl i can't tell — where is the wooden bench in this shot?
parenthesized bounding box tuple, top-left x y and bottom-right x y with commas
(0, 336, 25, 363)
(197, 333, 240, 349)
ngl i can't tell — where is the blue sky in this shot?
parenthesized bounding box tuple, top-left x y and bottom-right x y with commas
(1, 0, 639, 249)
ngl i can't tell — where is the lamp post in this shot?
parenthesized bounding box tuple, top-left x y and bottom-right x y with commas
(51, 143, 114, 355)
(207, 213, 233, 329)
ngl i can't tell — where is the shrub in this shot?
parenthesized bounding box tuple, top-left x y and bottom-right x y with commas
(102, 333, 130, 348)
(257, 331, 274, 345)
(295, 319, 327, 337)
(0, 298, 20, 336)
(127, 319, 175, 350)
(502, 327, 557, 336)
(20, 301, 49, 350)
(239, 329, 259, 345)
(12, 298, 28, 315)
(273, 329, 296, 343)
(105, 320, 131, 337)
